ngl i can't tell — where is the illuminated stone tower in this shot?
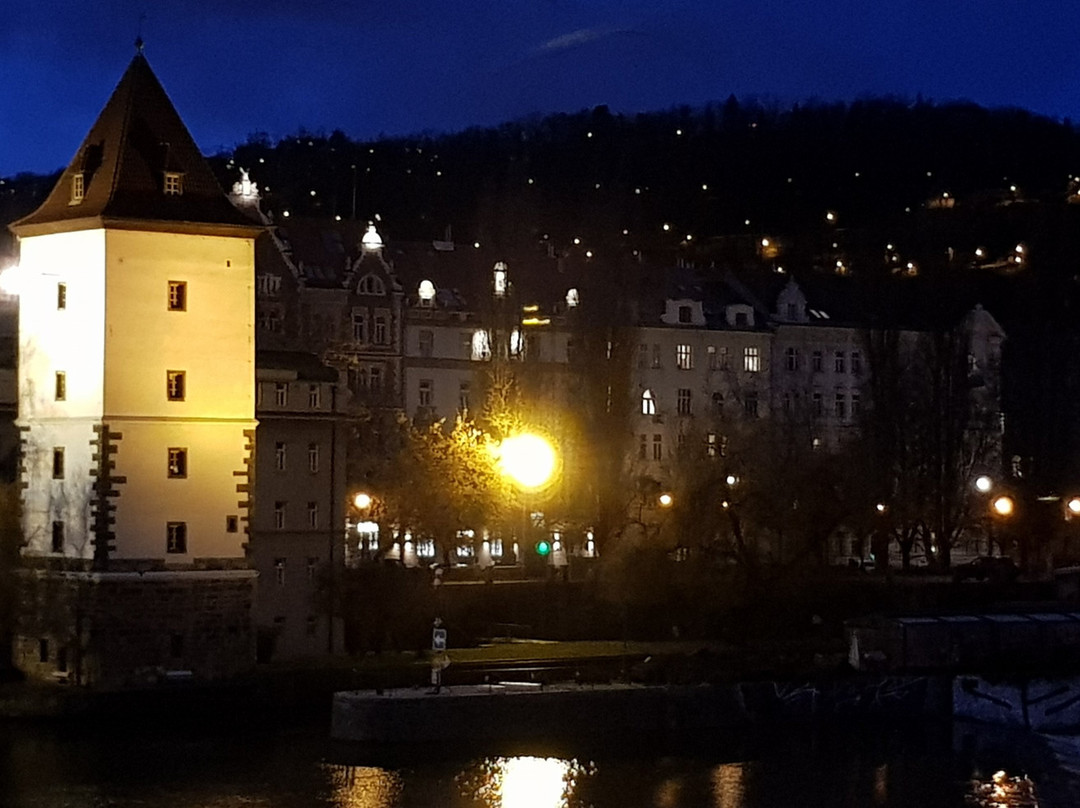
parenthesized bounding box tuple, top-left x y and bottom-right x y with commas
(8, 49, 260, 685)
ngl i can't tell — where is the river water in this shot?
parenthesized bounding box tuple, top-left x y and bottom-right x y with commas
(0, 717, 1071, 807)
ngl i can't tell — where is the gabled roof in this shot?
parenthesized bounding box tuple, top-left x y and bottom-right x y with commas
(11, 51, 257, 237)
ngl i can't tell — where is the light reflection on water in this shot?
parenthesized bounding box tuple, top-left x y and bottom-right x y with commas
(323, 765, 404, 808)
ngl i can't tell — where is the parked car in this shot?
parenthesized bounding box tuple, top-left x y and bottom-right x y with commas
(952, 556, 1020, 583)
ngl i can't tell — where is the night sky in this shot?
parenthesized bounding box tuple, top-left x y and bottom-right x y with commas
(5, 1, 1080, 177)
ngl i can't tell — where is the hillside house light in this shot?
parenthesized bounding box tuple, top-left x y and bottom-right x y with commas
(498, 433, 557, 491)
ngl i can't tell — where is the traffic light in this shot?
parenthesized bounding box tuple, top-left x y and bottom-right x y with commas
(535, 540, 551, 556)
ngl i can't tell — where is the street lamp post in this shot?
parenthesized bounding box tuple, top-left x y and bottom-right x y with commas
(497, 432, 558, 574)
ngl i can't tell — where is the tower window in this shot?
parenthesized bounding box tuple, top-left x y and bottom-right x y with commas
(166, 522, 187, 554)
(225, 515, 239, 533)
(168, 281, 187, 311)
(70, 173, 84, 204)
(275, 442, 286, 471)
(57, 283, 67, 310)
(167, 447, 187, 478)
(274, 502, 286, 530)
(52, 448, 64, 479)
(307, 501, 319, 529)
(166, 371, 185, 401)
(308, 443, 319, 473)
(163, 172, 184, 196)
(55, 372, 66, 401)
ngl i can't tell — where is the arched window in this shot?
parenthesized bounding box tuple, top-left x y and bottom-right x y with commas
(417, 279, 436, 306)
(357, 274, 385, 295)
(565, 288, 580, 308)
(641, 389, 656, 415)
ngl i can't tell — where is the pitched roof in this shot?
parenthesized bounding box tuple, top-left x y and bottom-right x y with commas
(11, 52, 257, 237)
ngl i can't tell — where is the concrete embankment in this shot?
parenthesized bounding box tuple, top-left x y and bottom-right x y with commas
(332, 675, 951, 742)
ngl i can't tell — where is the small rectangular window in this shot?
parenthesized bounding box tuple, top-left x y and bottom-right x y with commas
(785, 347, 798, 371)
(55, 371, 66, 401)
(274, 382, 288, 406)
(651, 344, 661, 368)
(419, 379, 433, 407)
(307, 556, 319, 581)
(719, 347, 731, 370)
(225, 515, 239, 533)
(57, 283, 67, 310)
(834, 351, 846, 373)
(274, 501, 286, 530)
(418, 329, 434, 357)
(308, 443, 319, 473)
(374, 312, 389, 344)
(274, 557, 286, 585)
(652, 433, 663, 460)
(168, 281, 187, 311)
(166, 370, 185, 401)
(307, 501, 318, 529)
(743, 391, 759, 418)
(51, 521, 64, 553)
(677, 388, 692, 415)
(638, 344, 649, 369)
(70, 173, 84, 204)
(308, 384, 321, 408)
(274, 442, 286, 471)
(835, 392, 847, 419)
(743, 346, 760, 373)
(163, 172, 184, 196)
(812, 351, 823, 373)
(675, 344, 692, 370)
(166, 522, 187, 554)
(52, 447, 64, 479)
(351, 310, 367, 342)
(167, 447, 187, 478)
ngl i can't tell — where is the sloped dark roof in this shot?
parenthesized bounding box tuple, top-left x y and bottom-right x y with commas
(11, 52, 257, 236)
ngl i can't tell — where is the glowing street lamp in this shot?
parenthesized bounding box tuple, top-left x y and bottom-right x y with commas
(497, 433, 557, 491)
(353, 492, 372, 510)
(974, 475, 993, 494)
(658, 492, 673, 508)
(992, 495, 1015, 517)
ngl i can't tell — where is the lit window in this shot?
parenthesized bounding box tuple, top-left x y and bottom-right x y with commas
(167, 447, 187, 478)
(273, 502, 286, 530)
(641, 389, 656, 415)
(168, 281, 186, 311)
(706, 432, 718, 457)
(166, 522, 187, 554)
(566, 288, 580, 307)
(677, 388, 692, 415)
(307, 502, 319, 529)
(743, 346, 760, 373)
(275, 442, 286, 471)
(275, 383, 287, 406)
(419, 379, 433, 407)
(274, 557, 286, 585)
(418, 329, 434, 357)
(70, 172, 84, 204)
(418, 279, 436, 305)
(52, 447, 64, 479)
(51, 521, 64, 553)
(471, 330, 491, 361)
(652, 433, 663, 460)
(163, 172, 184, 196)
(676, 344, 692, 370)
(308, 384, 320, 408)
(57, 283, 66, 310)
(166, 371, 185, 401)
(55, 371, 66, 401)
(308, 443, 319, 473)
(493, 262, 507, 296)
(834, 351, 846, 373)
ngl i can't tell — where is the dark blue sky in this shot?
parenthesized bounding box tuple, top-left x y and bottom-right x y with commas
(5, 0, 1080, 177)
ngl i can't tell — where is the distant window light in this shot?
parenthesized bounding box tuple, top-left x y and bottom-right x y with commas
(168, 280, 186, 311)
(471, 330, 491, 361)
(163, 172, 184, 196)
(493, 262, 508, 297)
(509, 328, 524, 357)
(418, 279, 436, 305)
(707, 345, 717, 369)
(57, 282, 67, 310)
(641, 389, 656, 415)
(459, 381, 470, 413)
(743, 346, 760, 373)
(566, 288, 580, 308)
(676, 344, 692, 370)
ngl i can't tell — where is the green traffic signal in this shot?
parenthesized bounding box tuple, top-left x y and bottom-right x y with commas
(536, 540, 551, 556)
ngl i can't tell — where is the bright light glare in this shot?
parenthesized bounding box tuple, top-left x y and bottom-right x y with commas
(353, 492, 372, 510)
(993, 496, 1014, 517)
(500, 756, 570, 807)
(975, 475, 993, 493)
(498, 433, 557, 490)
(658, 493, 673, 507)
(1068, 498, 1080, 515)
(0, 260, 25, 296)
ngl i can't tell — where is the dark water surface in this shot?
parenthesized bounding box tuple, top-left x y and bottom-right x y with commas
(0, 717, 1062, 807)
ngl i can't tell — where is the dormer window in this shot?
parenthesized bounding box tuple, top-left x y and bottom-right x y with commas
(357, 274, 386, 296)
(70, 173, 85, 205)
(418, 279, 436, 307)
(163, 172, 184, 196)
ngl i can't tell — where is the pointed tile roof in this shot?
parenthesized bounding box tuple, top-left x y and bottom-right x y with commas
(11, 52, 258, 237)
